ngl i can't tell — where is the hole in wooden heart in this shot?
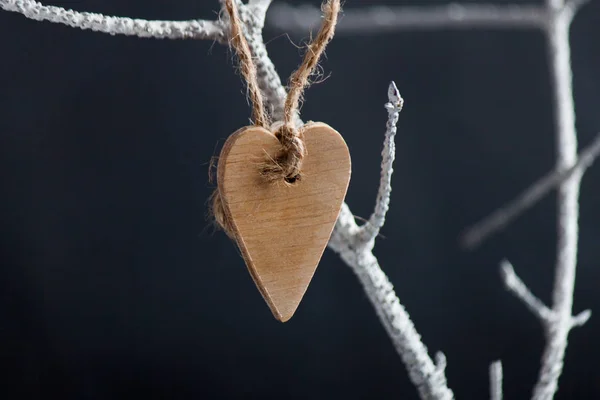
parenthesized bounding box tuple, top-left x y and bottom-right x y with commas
(284, 175, 300, 184)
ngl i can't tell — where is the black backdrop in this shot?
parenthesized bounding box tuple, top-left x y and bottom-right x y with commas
(1, 0, 599, 399)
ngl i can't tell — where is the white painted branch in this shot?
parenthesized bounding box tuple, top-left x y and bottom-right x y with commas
(571, 309, 591, 327)
(267, 3, 547, 34)
(489, 361, 503, 400)
(329, 206, 454, 400)
(358, 82, 404, 245)
(531, 1, 588, 398)
(324, 86, 453, 400)
(500, 257, 591, 400)
(240, 5, 289, 123)
(500, 260, 555, 323)
(248, 0, 273, 25)
(461, 132, 600, 249)
(0, 0, 227, 41)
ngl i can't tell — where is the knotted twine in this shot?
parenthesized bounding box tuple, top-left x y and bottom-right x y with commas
(210, 0, 341, 238)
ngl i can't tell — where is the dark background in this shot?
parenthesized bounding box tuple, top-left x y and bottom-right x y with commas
(1, 0, 599, 399)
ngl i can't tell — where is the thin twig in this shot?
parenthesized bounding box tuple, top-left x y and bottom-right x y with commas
(243, 11, 288, 122)
(461, 132, 600, 249)
(329, 206, 455, 400)
(326, 85, 454, 400)
(267, 3, 547, 34)
(500, 260, 555, 323)
(571, 309, 592, 327)
(358, 81, 404, 244)
(489, 361, 503, 400)
(248, 0, 273, 24)
(531, 1, 588, 398)
(0, 0, 227, 41)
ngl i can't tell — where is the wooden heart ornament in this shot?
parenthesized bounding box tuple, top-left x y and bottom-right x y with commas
(217, 122, 351, 322)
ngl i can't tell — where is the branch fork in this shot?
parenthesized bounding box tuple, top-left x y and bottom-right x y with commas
(500, 259, 591, 338)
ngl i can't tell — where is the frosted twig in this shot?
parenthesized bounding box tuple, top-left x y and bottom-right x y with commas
(461, 132, 600, 249)
(324, 85, 453, 400)
(489, 361, 503, 400)
(571, 309, 591, 327)
(358, 81, 404, 244)
(0, 0, 227, 41)
(267, 3, 547, 34)
(248, 0, 273, 24)
(242, 11, 288, 122)
(329, 206, 454, 400)
(500, 260, 555, 323)
(530, 1, 590, 398)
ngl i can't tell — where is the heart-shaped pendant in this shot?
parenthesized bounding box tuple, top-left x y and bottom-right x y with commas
(217, 122, 351, 322)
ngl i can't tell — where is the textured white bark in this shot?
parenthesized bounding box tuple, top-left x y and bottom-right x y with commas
(357, 82, 404, 245)
(242, 8, 289, 123)
(267, 3, 547, 33)
(0, 0, 227, 41)
(325, 87, 454, 400)
(531, 1, 586, 399)
(247, 0, 273, 23)
(329, 205, 454, 400)
(493, 4, 595, 396)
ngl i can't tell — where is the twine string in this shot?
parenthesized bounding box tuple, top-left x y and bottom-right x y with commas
(211, 0, 341, 237)
(264, 0, 340, 183)
(223, 0, 269, 128)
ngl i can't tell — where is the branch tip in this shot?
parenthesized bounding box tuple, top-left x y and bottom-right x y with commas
(500, 260, 554, 323)
(499, 259, 515, 286)
(388, 81, 404, 109)
(571, 309, 591, 327)
(435, 352, 447, 371)
(565, 0, 589, 12)
(357, 81, 403, 246)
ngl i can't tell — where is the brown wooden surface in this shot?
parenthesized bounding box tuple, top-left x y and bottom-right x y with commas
(217, 122, 351, 322)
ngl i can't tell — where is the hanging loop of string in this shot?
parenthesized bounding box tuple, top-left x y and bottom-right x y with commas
(223, 0, 270, 129)
(210, 0, 341, 237)
(264, 0, 340, 183)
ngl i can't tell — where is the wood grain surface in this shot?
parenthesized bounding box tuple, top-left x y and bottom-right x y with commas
(217, 122, 351, 322)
